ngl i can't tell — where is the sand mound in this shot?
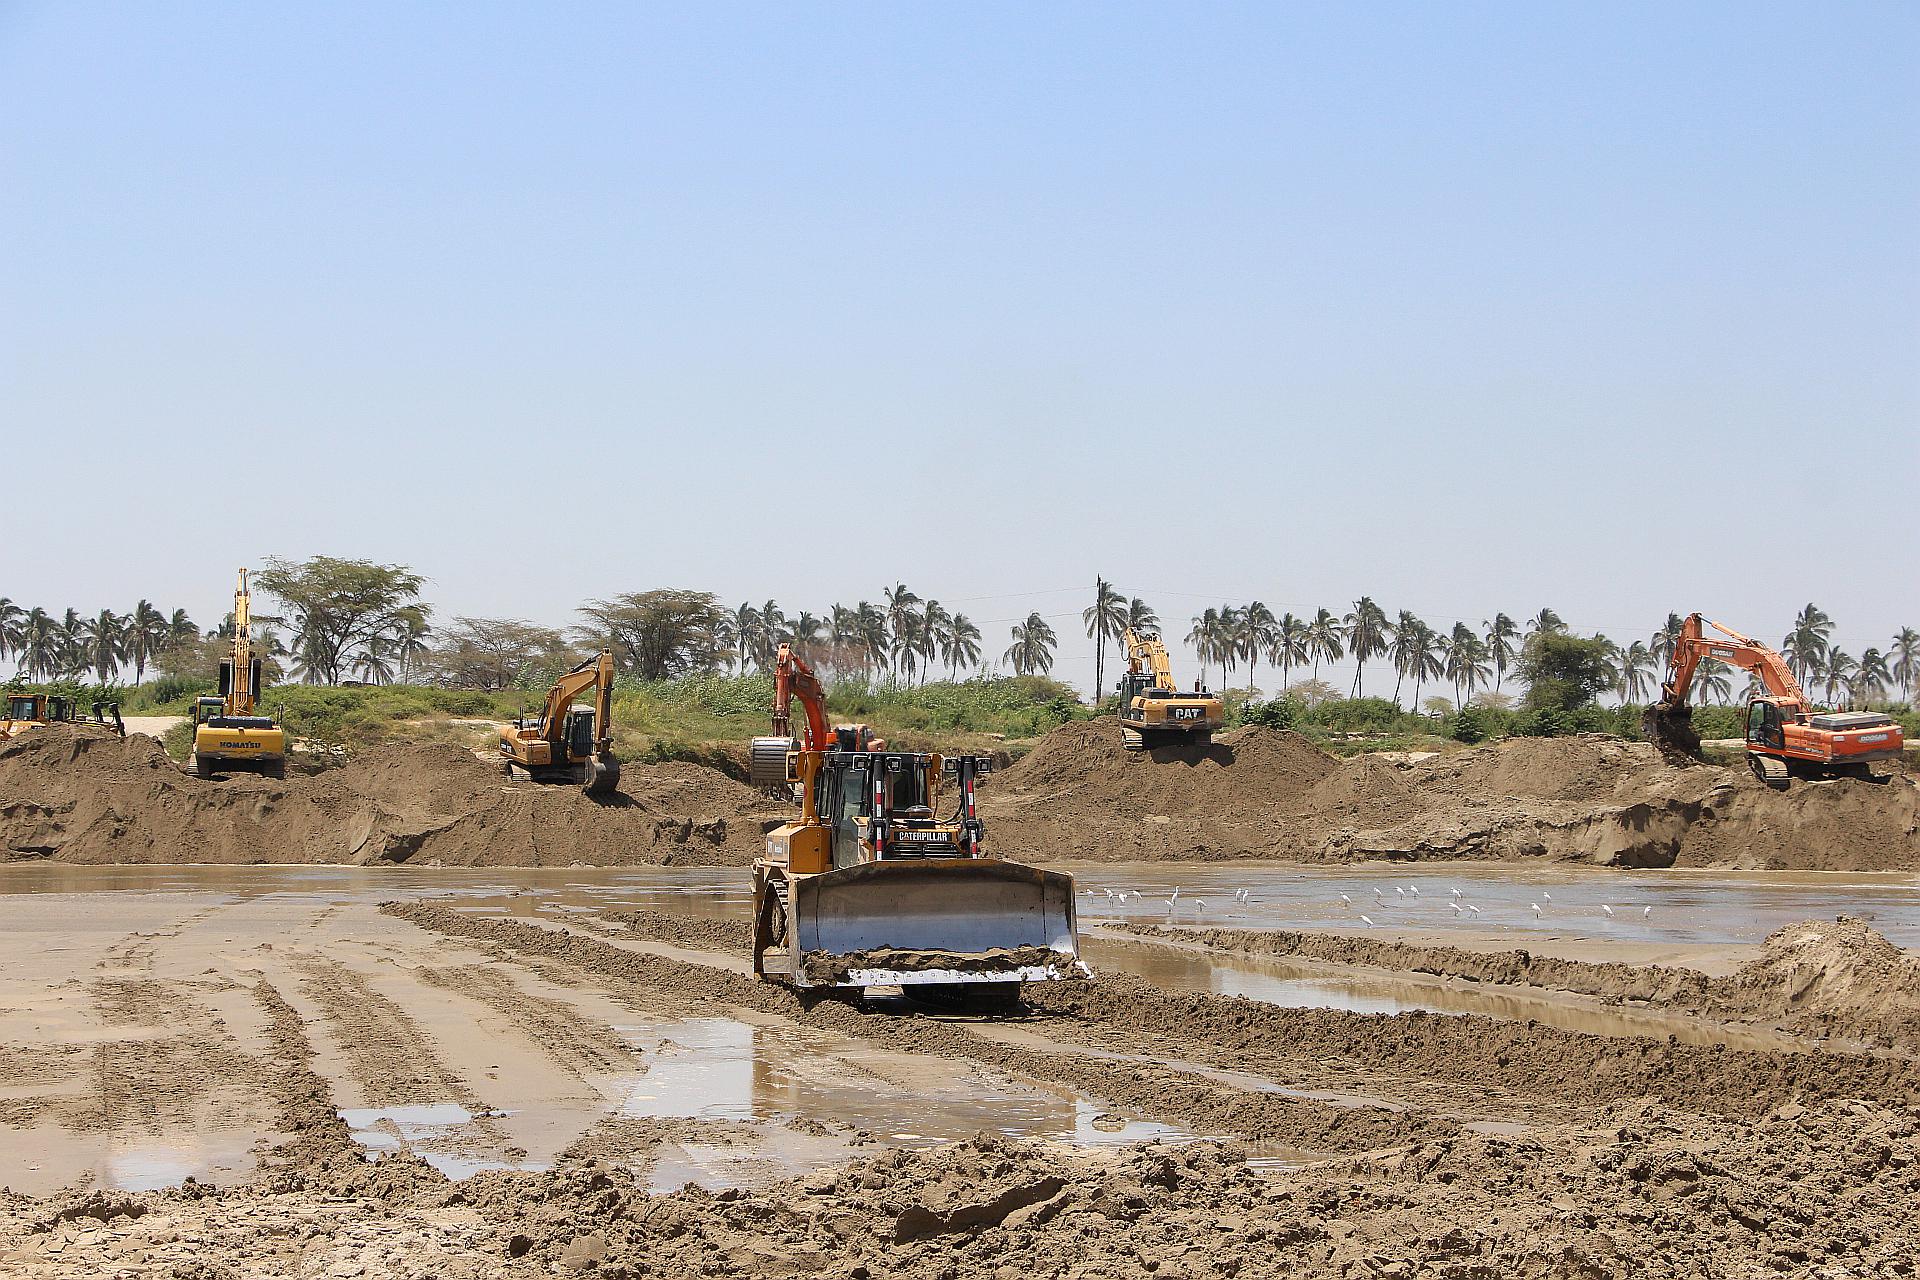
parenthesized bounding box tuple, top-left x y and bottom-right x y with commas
(982, 722, 1920, 868)
(1717, 916, 1920, 1046)
(0, 725, 782, 867)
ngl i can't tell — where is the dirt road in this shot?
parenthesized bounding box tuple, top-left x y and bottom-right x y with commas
(2, 869, 1916, 1277)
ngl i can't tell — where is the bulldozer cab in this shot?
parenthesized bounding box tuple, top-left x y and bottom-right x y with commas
(812, 751, 978, 869)
(7, 694, 45, 722)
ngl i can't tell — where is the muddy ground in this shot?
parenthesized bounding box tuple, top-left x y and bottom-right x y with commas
(6, 720, 1914, 873)
(2, 876, 1918, 1277)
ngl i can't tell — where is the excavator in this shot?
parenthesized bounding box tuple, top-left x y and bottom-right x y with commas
(1645, 613, 1904, 789)
(0, 693, 124, 741)
(1116, 627, 1224, 749)
(498, 650, 620, 795)
(747, 642, 1086, 1005)
(190, 569, 288, 779)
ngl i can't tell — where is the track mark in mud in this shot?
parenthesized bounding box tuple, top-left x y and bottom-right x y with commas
(384, 903, 1444, 1154)
(292, 955, 494, 1113)
(81, 974, 257, 1136)
(417, 964, 639, 1083)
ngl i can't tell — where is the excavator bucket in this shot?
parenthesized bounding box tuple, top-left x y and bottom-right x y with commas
(1642, 698, 1703, 760)
(778, 859, 1086, 991)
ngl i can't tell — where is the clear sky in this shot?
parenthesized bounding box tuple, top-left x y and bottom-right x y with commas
(3, 2, 1915, 695)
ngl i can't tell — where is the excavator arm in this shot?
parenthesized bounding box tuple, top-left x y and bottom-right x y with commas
(771, 643, 830, 750)
(1121, 628, 1177, 692)
(1659, 614, 1810, 711)
(539, 650, 616, 746)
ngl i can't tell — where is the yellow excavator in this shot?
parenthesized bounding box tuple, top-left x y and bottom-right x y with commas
(1116, 627, 1224, 749)
(190, 569, 288, 779)
(498, 650, 620, 795)
(748, 643, 1086, 1006)
(0, 693, 124, 741)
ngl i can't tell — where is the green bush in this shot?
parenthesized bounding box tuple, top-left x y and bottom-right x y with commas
(1450, 703, 1489, 744)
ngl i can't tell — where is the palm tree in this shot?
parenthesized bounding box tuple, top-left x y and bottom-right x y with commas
(1783, 604, 1833, 688)
(1442, 623, 1489, 708)
(1125, 598, 1158, 635)
(1238, 601, 1276, 693)
(890, 609, 924, 684)
(883, 584, 921, 677)
(789, 611, 827, 665)
(125, 600, 168, 683)
(394, 608, 432, 683)
(732, 602, 762, 670)
(1268, 612, 1309, 695)
(1082, 578, 1126, 705)
(855, 601, 889, 675)
(1482, 613, 1520, 691)
(0, 597, 24, 666)
(1617, 640, 1655, 703)
(352, 633, 397, 685)
(1526, 607, 1565, 638)
(1823, 650, 1856, 707)
(1003, 613, 1058, 676)
(1854, 648, 1892, 706)
(1650, 613, 1685, 673)
(20, 608, 58, 680)
(919, 600, 951, 684)
(1387, 610, 1425, 707)
(1406, 621, 1444, 708)
(1893, 627, 1919, 703)
(1306, 608, 1344, 684)
(1344, 597, 1388, 698)
(944, 614, 982, 676)
(166, 608, 199, 651)
(1696, 657, 1734, 706)
(1187, 608, 1222, 688)
(77, 610, 125, 683)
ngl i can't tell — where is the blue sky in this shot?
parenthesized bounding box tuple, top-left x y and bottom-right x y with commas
(2, 3, 1915, 693)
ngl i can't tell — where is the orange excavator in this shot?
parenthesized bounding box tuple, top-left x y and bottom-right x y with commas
(1645, 613, 1904, 788)
(747, 643, 1085, 1004)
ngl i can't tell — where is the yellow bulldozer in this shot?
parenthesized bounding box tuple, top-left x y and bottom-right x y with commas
(498, 650, 621, 795)
(190, 569, 288, 779)
(0, 693, 124, 741)
(1116, 627, 1223, 749)
(748, 643, 1086, 1008)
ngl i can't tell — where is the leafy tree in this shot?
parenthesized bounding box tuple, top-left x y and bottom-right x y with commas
(1516, 631, 1616, 713)
(428, 617, 570, 690)
(576, 589, 724, 681)
(256, 557, 429, 686)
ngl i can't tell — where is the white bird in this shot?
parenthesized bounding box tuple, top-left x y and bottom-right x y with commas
(1104, 888, 1115, 899)
(1408, 886, 1420, 896)
(1643, 906, 1653, 918)
(1449, 902, 1464, 914)
(1339, 893, 1352, 905)
(1542, 891, 1553, 902)
(1169, 887, 1181, 902)
(1360, 914, 1376, 927)
(1118, 892, 1130, 904)
(1449, 887, 1462, 898)
(1530, 902, 1542, 916)
(1469, 904, 1483, 914)
(1602, 904, 1615, 917)
(1395, 887, 1406, 897)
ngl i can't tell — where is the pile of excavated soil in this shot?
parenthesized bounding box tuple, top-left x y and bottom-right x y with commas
(0, 725, 783, 867)
(983, 723, 1920, 869)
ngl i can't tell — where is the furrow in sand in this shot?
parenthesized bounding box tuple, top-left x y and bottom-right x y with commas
(415, 964, 639, 1082)
(292, 954, 495, 1115)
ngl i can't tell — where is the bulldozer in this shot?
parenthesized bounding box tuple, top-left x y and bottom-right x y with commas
(1116, 627, 1224, 749)
(0, 693, 124, 741)
(1644, 613, 1904, 789)
(748, 643, 1086, 1005)
(498, 650, 620, 796)
(191, 569, 288, 779)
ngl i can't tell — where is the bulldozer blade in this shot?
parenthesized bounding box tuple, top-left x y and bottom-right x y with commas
(781, 859, 1087, 991)
(1642, 699, 1702, 761)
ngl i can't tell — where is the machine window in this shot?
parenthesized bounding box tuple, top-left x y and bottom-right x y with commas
(839, 765, 870, 823)
(1747, 703, 1767, 737)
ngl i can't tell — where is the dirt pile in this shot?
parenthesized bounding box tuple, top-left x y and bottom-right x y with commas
(0, 725, 783, 866)
(1716, 916, 1920, 1046)
(984, 723, 1920, 868)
